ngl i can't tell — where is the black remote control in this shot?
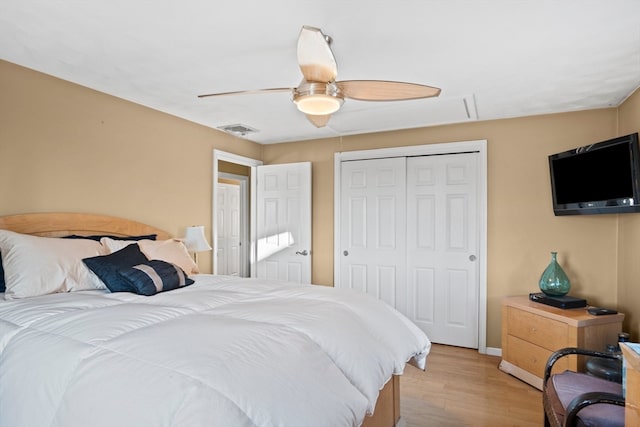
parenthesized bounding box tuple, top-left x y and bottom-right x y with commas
(587, 307, 618, 316)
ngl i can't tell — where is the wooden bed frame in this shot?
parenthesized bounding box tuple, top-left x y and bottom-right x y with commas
(0, 212, 401, 427)
(0, 212, 171, 239)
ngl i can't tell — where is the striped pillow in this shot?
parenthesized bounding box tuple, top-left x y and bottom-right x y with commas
(117, 260, 194, 296)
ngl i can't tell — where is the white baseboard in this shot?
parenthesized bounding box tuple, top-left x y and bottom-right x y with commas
(395, 417, 407, 427)
(484, 346, 501, 357)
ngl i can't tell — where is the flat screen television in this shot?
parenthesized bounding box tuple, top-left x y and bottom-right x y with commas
(549, 132, 640, 215)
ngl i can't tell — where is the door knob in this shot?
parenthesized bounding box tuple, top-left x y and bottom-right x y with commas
(469, 254, 477, 261)
(296, 250, 309, 256)
(343, 250, 349, 256)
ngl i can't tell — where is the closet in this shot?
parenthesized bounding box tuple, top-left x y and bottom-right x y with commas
(335, 146, 483, 349)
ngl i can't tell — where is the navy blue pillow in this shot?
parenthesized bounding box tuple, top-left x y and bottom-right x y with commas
(0, 251, 4, 293)
(118, 260, 194, 296)
(64, 234, 157, 242)
(83, 244, 149, 293)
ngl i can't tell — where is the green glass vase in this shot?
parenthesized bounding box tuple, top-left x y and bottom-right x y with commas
(539, 252, 571, 296)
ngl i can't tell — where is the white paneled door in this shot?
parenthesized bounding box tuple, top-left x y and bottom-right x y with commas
(339, 158, 408, 313)
(256, 162, 312, 284)
(339, 152, 480, 349)
(406, 153, 478, 348)
(216, 182, 241, 276)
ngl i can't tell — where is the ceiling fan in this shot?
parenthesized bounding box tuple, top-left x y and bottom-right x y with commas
(198, 25, 441, 128)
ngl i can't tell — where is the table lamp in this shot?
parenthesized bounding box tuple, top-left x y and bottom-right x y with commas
(183, 225, 212, 264)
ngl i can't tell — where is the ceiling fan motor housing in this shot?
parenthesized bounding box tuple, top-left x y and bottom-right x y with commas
(293, 81, 344, 115)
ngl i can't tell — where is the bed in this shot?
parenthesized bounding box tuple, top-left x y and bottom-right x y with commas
(0, 212, 431, 427)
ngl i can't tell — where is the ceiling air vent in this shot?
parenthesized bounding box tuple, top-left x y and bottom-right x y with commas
(217, 124, 258, 137)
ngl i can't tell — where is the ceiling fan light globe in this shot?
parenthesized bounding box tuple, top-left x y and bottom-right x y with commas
(295, 94, 343, 115)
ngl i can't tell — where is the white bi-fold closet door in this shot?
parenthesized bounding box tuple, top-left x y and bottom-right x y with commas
(338, 152, 480, 349)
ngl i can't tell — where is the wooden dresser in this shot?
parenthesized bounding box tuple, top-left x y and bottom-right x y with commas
(499, 295, 624, 390)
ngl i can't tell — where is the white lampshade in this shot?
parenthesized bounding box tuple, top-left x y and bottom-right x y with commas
(183, 225, 212, 252)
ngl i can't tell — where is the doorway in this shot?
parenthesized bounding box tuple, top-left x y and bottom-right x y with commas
(213, 150, 262, 277)
(217, 173, 249, 276)
(334, 140, 488, 353)
(213, 150, 313, 283)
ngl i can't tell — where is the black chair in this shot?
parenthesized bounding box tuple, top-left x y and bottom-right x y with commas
(543, 347, 625, 427)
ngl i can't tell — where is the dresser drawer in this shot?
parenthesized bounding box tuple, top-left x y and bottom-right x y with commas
(507, 306, 568, 350)
(506, 335, 568, 377)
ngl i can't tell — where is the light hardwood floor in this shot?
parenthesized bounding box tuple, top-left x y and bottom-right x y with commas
(400, 344, 543, 426)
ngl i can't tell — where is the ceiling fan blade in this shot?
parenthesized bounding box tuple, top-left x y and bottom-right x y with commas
(305, 113, 331, 128)
(198, 88, 292, 98)
(336, 80, 441, 101)
(297, 25, 338, 83)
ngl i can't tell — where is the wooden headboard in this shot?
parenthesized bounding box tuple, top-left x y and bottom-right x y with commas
(0, 213, 171, 240)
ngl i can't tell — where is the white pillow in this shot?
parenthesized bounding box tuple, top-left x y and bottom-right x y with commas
(138, 239, 199, 275)
(99, 237, 137, 253)
(0, 230, 108, 299)
(100, 237, 199, 275)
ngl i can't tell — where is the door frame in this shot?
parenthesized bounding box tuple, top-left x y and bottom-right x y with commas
(333, 140, 488, 354)
(212, 150, 263, 277)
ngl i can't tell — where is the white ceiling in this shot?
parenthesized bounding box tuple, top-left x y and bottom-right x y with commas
(1, 1, 639, 145)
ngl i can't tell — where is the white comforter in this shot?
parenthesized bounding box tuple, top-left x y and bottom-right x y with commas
(0, 275, 430, 427)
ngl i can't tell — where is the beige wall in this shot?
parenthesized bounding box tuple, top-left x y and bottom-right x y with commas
(0, 60, 263, 274)
(617, 88, 640, 341)
(219, 160, 250, 176)
(2, 58, 639, 349)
